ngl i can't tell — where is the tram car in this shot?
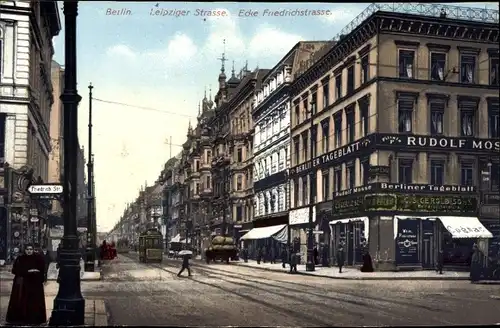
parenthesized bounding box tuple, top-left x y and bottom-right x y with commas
(116, 238, 130, 254)
(139, 228, 164, 263)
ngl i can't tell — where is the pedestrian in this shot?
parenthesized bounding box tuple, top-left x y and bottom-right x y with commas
(436, 249, 444, 274)
(242, 247, 248, 263)
(270, 246, 276, 264)
(177, 254, 192, 277)
(360, 248, 374, 272)
(281, 246, 288, 268)
(5, 244, 47, 325)
(289, 251, 298, 274)
(42, 247, 52, 282)
(321, 243, 330, 267)
(336, 246, 345, 273)
(313, 245, 319, 265)
(262, 246, 267, 263)
(470, 244, 482, 283)
(257, 247, 263, 265)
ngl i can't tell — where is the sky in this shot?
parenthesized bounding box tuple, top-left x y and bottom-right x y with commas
(51, 2, 498, 232)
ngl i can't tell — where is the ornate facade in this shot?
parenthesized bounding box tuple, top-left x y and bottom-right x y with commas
(288, 3, 499, 270)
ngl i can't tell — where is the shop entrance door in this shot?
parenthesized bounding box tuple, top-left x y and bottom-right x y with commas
(421, 220, 435, 269)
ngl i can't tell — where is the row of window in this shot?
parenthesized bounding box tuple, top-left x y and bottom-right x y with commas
(254, 106, 289, 151)
(398, 96, 499, 138)
(255, 67, 291, 105)
(293, 100, 369, 165)
(292, 53, 371, 127)
(254, 185, 289, 217)
(254, 146, 289, 181)
(397, 46, 498, 85)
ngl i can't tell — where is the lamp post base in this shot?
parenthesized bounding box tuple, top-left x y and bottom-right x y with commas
(306, 261, 316, 272)
(49, 298, 85, 326)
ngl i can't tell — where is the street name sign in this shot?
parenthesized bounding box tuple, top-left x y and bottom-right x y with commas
(28, 184, 63, 194)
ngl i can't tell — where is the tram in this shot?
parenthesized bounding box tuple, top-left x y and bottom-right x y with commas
(138, 228, 164, 263)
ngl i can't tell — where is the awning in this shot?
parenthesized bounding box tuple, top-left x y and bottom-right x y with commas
(170, 234, 181, 243)
(330, 217, 369, 241)
(393, 216, 493, 239)
(240, 224, 287, 240)
(436, 216, 493, 239)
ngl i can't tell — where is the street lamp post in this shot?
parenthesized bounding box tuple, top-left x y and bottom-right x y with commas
(85, 83, 95, 272)
(305, 100, 316, 272)
(49, 1, 85, 325)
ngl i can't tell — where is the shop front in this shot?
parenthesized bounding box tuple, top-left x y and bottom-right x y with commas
(330, 217, 369, 266)
(479, 193, 500, 260)
(240, 223, 288, 260)
(332, 182, 492, 271)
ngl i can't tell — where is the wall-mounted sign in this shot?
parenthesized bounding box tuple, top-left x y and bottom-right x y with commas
(368, 165, 390, 177)
(333, 183, 476, 198)
(332, 193, 478, 217)
(395, 219, 419, 265)
(377, 134, 499, 152)
(289, 136, 374, 176)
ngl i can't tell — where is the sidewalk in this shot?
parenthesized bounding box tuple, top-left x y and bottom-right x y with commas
(45, 293, 108, 326)
(0, 264, 101, 281)
(233, 260, 475, 281)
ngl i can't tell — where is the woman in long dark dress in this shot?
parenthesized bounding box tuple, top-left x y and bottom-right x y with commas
(6, 244, 47, 325)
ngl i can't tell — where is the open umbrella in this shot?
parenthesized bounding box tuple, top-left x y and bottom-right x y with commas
(178, 250, 193, 256)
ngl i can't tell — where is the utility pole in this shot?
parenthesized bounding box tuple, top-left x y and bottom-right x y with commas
(49, 1, 85, 325)
(85, 83, 95, 272)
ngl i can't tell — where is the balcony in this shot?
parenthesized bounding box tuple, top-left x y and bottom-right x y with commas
(211, 155, 230, 167)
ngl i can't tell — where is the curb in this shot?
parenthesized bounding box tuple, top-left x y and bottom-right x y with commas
(231, 263, 471, 281)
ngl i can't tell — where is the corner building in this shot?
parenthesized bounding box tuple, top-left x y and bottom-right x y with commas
(288, 3, 499, 271)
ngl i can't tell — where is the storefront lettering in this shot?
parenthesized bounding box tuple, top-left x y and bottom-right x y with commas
(332, 194, 478, 217)
(379, 134, 499, 152)
(445, 225, 487, 235)
(290, 137, 372, 176)
(333, 185, 374, 197)
(379, 183, 476, 193)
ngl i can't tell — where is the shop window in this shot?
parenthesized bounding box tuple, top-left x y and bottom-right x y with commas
(430, 160, 445, 185)
(460, 161, 475, 186)
(398, 159, 413, 184)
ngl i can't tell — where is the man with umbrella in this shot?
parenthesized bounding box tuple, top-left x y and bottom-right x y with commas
(177, 249, 192, 277)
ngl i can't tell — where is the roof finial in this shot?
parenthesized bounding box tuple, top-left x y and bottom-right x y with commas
(209, 86, 212, 101)
(231, 60, 235, 77)
(204, 86, 207, 99)
(218, 39, 227, 72)
(245, 60, 248, 71)
(198, 102, 201, 116)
